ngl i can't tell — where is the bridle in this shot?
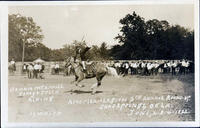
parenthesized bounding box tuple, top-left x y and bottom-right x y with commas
(65, 57, 81, 69)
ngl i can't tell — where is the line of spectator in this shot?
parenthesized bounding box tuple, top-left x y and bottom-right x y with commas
(22, 63, 45, 79)
(111, 59, 193, 76)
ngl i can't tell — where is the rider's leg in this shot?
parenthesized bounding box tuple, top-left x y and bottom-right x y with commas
(82, 61, 86, 70)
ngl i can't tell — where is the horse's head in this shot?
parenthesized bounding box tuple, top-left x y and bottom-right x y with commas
(65, 56, 76, 67)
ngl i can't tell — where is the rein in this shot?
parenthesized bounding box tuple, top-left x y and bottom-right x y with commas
(66, 57, 83, 70)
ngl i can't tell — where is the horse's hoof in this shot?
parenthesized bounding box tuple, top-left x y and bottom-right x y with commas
(69, 90, 73, 94)
(92, 90, 96, 95)
(78, 85, 84, 88)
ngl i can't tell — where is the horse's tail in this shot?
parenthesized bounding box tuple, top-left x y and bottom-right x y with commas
(106, 66, 119, 78)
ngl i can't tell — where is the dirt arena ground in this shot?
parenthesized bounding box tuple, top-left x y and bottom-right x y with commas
(8, 73, 195, 122)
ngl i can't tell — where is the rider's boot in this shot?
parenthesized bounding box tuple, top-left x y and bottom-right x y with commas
(82, 67, 88, 76)
(83, 68, 87, 73)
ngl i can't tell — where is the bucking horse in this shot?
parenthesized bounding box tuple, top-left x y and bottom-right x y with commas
(65, 57, 118, 94)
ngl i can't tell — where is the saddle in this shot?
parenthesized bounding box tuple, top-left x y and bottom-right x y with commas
(82, 62, 96, 77)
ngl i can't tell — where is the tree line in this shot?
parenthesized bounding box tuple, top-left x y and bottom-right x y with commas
(8, 12, 194, 62)
(111, 12, 194, 60)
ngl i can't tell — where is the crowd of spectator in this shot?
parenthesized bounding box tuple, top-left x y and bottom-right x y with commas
(22, 62, 45, 79)
(110, 59, 193, 76)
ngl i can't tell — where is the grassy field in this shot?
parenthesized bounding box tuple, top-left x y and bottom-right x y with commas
(8, 73, 195, 122)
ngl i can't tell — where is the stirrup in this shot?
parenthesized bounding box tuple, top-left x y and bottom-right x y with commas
(83, 69, 88, 75)
(83, 68, 87, 72)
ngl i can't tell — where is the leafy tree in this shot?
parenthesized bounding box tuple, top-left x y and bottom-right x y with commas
(114, 12, 147, 60)
(111, 11, 194, 60)
(62, 44, 75, 59)
(98, 42, 110, 60)
(51, 49, 65, 61)
(9, 14, 43, 61)
(24, 43, 52, 61)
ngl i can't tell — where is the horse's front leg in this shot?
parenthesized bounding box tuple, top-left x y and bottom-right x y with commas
(75, 76, 84, 88)
(91, 72, 105, 95)
(70, 75, 78, 84)
(91, 79, 103, 95)
(91, 83, 98, 95)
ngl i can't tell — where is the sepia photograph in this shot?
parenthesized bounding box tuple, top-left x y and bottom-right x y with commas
(1, 0, 200, 127)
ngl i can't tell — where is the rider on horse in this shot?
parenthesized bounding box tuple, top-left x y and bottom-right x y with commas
(74, 44, 91, 74)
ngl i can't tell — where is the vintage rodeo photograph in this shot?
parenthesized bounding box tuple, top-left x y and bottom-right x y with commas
(1, 0, 200, 127)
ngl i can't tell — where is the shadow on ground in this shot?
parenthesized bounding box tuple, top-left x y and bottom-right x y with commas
(64, 90, 103, 94)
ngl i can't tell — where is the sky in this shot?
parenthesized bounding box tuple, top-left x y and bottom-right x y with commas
(9, 4, 194, 49)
